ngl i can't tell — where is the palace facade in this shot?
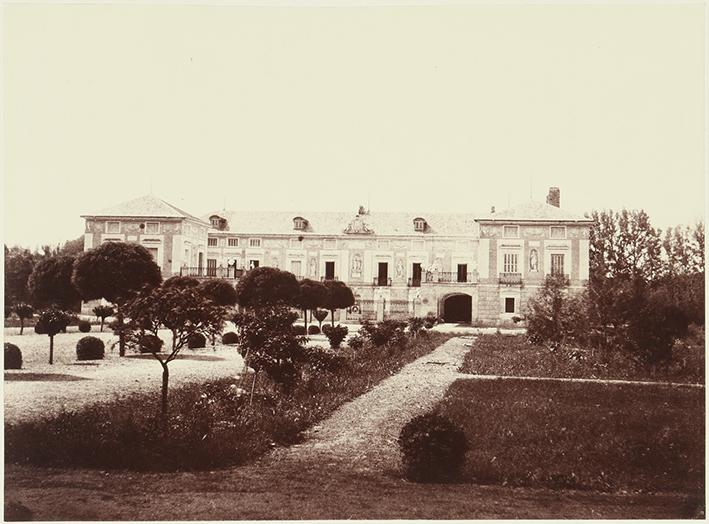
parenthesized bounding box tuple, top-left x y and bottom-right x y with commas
(80, 187, 593, 324)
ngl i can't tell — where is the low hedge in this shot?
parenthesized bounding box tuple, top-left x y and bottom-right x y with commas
(5, 343, 22, 370)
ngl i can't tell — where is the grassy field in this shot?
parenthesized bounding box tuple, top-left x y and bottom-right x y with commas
(436, 378, 704, 494)
(460, 332, 704, 383)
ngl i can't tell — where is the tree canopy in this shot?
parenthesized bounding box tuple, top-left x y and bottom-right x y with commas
(322, 280, 355, 326)
(199, 279, 239, 306)
(28, 256, 82, 310)
(234, 267, 299, 309)
(72, 242, 162, 304)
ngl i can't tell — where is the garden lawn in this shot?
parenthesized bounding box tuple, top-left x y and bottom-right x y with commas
(3, 329, 244, 424)
(460, 333, 704, 383)
(436, 378, 705, 494)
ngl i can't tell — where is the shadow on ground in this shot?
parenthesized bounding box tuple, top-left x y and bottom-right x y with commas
(4, 373, 90, 382)
(124, 353, 226, 362)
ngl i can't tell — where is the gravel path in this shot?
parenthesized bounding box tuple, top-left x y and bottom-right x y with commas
(269, 336, 471, 472)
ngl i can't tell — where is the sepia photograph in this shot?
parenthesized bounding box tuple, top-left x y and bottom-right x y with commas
(2, 0, 705, 520)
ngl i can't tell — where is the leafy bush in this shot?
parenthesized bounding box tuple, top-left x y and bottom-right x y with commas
(408, 317, 425, 337)
(307, 325, 320, 335)
(364, 319, 408, 348)
(76, 336, 105, 360)
(398, 413, 468, 483)
(34, 322, 47, 335)
(187, 332, 207, 349)
(292, 325, 306, 336)
(423, 313, 439, 330)
(304, 346, 349, 373)
(78, 320, 92, 333)
(322, 324, 348, 349)
(624, 294, 689, 364)
(526, 275, 589, 347)
(136, 334, 163, 354)
(221, 331, 239, 345)
(4, 343, 22, 370)
(348, 333, 367, 350)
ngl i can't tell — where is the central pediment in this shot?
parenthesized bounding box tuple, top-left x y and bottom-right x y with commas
(344, 215, 374, 235)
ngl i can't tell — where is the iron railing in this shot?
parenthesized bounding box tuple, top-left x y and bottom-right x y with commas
(180, 266, 245, 279)
(499, 272, 523, 285)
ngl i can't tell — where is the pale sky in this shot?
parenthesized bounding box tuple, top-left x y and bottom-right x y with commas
(3, 2, 705, 249)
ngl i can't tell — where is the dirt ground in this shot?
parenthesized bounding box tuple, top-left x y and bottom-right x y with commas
(4, 337, 701, 520)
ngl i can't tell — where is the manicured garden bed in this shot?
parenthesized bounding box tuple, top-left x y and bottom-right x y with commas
(436, 378, 704, 493)
(5, 332, 451, 471)
(459, 332, 704, 384)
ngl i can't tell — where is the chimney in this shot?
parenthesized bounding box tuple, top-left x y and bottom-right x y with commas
(546, 187, 560, 208)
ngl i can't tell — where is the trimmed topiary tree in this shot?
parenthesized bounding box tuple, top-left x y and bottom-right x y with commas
(36, 307, 73, 364)
(221, 331, 239, 345)
(72, 242, 162, 356)
(307, 324, 320, 335)
(78, 320, 92, 333)
(312, 309, 329, 330)
(4, 343, 22, 369)
(92, 304, 115, 332)
(137, 334, 164, 354)
(235, 267, 299, 310)
(199, 279, 238, 306)
(293, 279, 327, 332)
(398, 413, 468, 483)
(322, 324, 348, 349)
(322, 280, 355, 327)
(13, 303, 33, 335)
(76, 336, 105, 360)
(28, 256, 82, 311)
(187, 332, 206, 349)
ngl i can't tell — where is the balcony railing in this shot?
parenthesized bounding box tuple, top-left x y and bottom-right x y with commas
(407, 277, 422, 287)
(423, 271, 474, 284)
(180, 266, 245, 279)
(373, 276, 392, 287)
(499, 272, 523, 285)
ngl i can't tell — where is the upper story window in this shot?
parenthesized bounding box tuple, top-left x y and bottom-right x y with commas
(503, 225, 519, 238)
(550, 226, 566, 239)
(227, 238, 239, 247)
(413, 217, 427, 232)
(249, 238, 262, 248)
(503, 253, 519, 273)
(207, 237, 218, 247)
(293, 216, 308, 231)
(144, 221, 160, 234)
(106, 221, 120, 234)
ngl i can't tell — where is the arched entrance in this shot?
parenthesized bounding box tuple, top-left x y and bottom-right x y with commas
(441, 294, 472, 323)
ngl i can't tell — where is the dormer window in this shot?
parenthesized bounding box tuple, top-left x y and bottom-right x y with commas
(413, 217, 427, 232)
(293, 216, 308, 231)
(209, 215, 228, 231)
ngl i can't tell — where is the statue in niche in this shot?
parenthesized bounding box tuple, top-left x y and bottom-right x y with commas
(395, 258, 405, 279)
(309, 257, 318, 277)
(529, 249, 539, 272)
(351, 253, 363, 278)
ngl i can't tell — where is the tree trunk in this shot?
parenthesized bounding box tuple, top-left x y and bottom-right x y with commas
(117, 310, 126, 357)
(100, 318, 104, 332)
(172, 330, 177, 352)
(330, 309, 335, 327)
(161, 364, 170, 418)
(19, 319, 24, 335)
(303, 309, 308, 332)
(49, 335, 54, 365)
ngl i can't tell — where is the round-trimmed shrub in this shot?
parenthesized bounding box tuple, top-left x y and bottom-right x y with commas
(292, 325, 306, 336)
(221, 331, 239, 345)
(138, 334, 163, 354)
(34, 322, 47, 335)
(78, 320, 92, 333)
(307, 325, 320, 335)
(5, 343, 22, 369)
(76, 336, 105, 361)
(398, 413, 468, 483)
(187, 333, 206, 349)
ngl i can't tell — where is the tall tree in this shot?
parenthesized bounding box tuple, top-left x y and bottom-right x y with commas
(4, 246, 35, 305)
(72, 242, 162, 356)
(27, 256, 82, 310)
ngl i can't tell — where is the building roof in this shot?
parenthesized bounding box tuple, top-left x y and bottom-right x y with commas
(82, 195, 209, 224)
(202, 210, 483, 237)
(475, 200, 593, 223)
